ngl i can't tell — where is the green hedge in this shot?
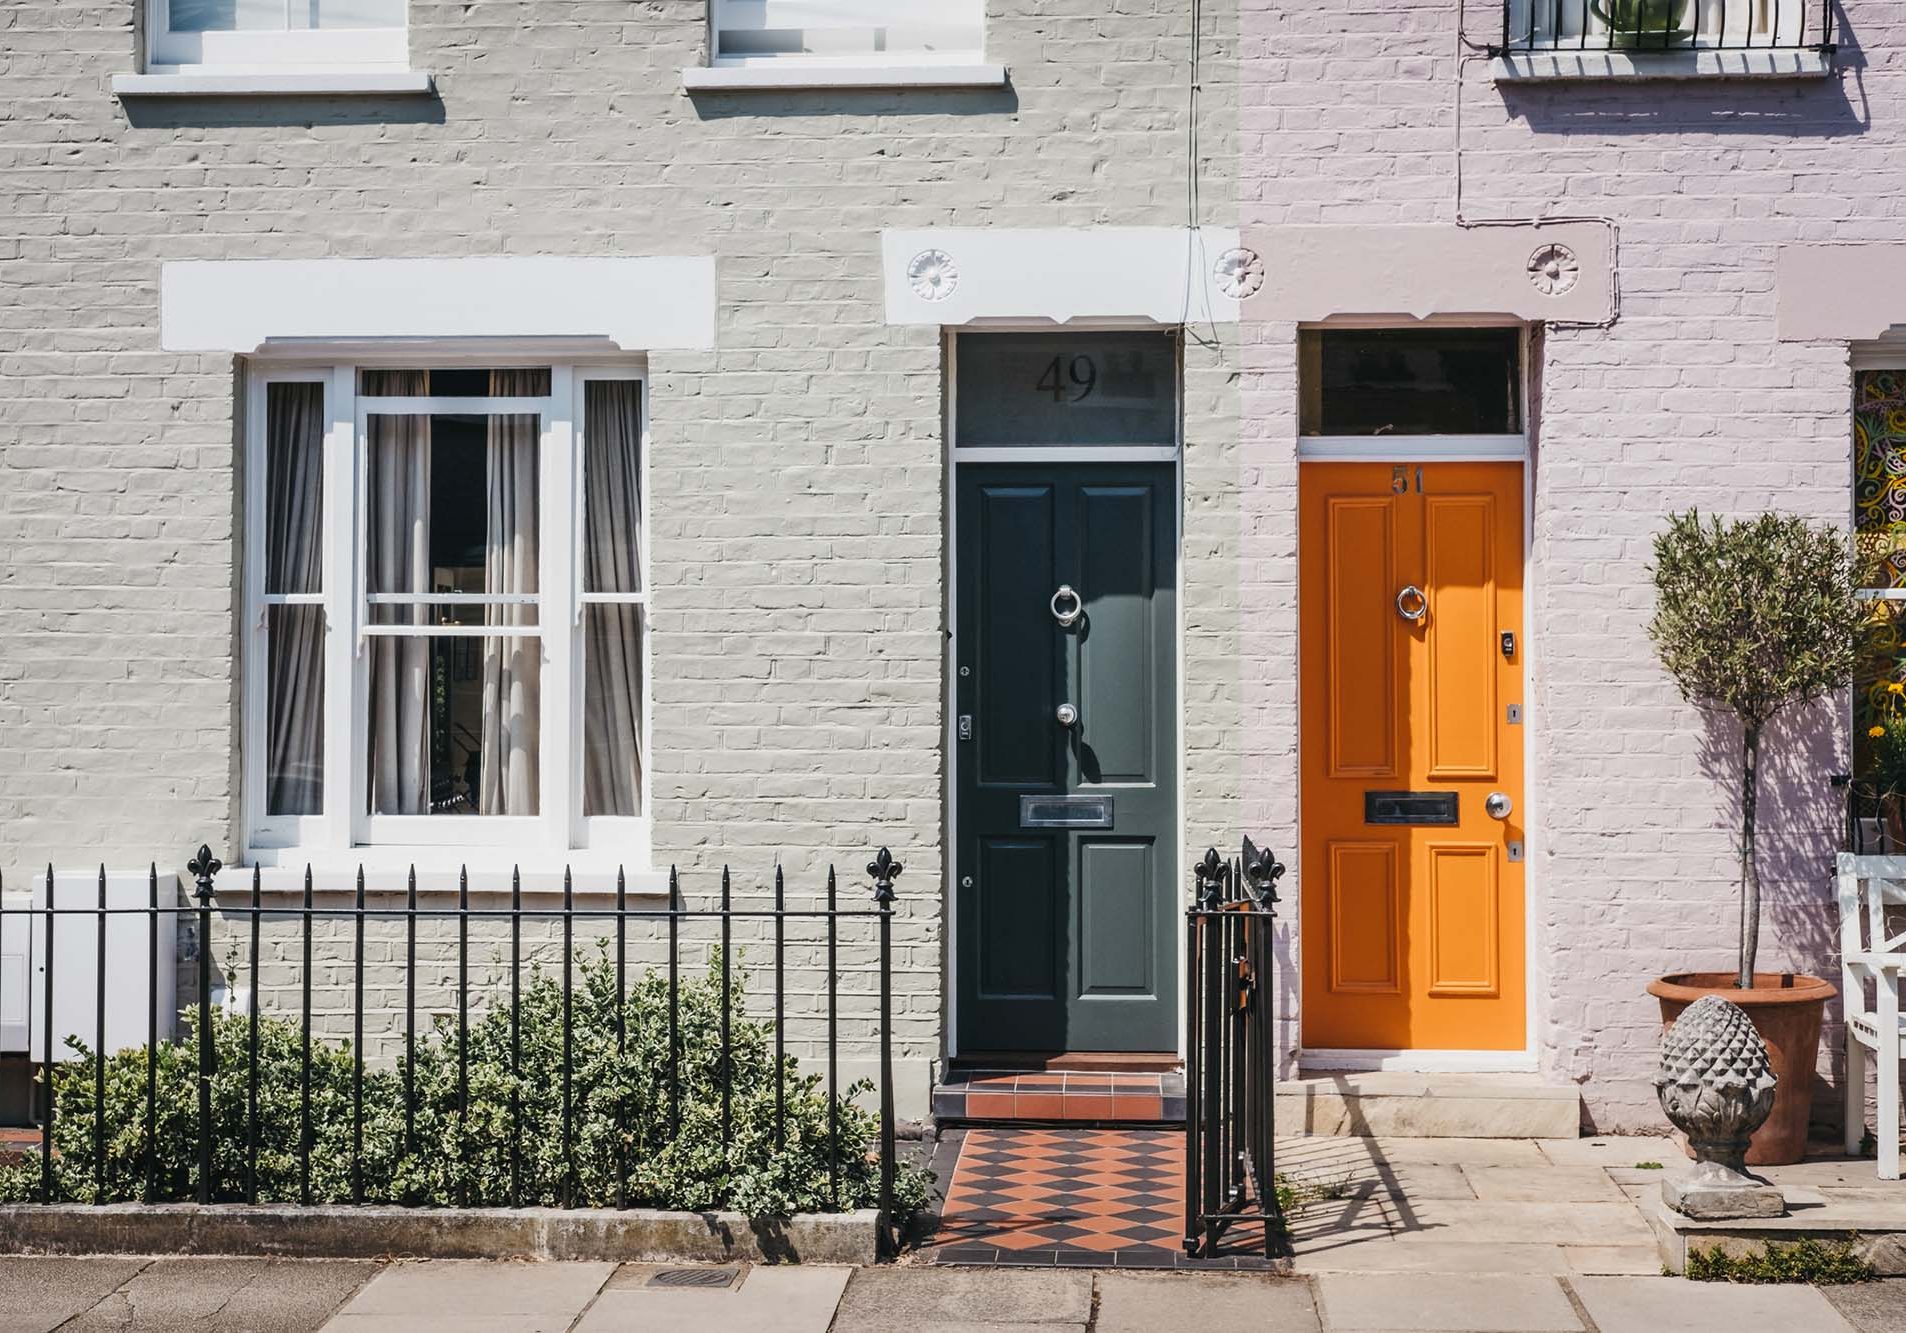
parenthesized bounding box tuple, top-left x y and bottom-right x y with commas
(0, 948, 928, 1219)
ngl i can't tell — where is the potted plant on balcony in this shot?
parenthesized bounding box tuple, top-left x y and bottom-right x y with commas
(1647, 510, 1863, 1164)
(1590, 0, 1693, 47)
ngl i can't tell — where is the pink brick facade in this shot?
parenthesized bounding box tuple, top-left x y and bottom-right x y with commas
(1239, 0, 1890, 1129)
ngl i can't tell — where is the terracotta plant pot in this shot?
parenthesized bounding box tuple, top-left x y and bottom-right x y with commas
(1647, 972, 1835, 1166)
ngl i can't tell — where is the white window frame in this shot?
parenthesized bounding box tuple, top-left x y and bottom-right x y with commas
(242, 357, 652, 879)
(706, 0, 988, 70)
(144, 0, 409, 75)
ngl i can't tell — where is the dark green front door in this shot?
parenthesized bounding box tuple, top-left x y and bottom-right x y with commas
(955, 464, 1179, 1054)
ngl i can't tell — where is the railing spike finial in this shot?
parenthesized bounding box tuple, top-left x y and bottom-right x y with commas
(1194, 846, 1225, 909)
(867, 847, 903, 904)
(187, 844, 221, 903)
(1241, 835, 1286, 910)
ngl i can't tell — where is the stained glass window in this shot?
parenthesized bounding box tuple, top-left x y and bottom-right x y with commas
(1853, 368, 1906, 779)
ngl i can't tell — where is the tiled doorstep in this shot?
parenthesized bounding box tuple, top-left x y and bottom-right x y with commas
(933, 1070, 1186, 1124)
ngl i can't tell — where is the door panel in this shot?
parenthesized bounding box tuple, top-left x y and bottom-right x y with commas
(1301, 462, 1525, 1052)
(1326, 497, 1398, 778)
(957, 464, 1177, 1054)
(977, 837, 1061, 1000)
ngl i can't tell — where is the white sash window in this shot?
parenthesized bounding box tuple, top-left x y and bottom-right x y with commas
(711, 0, 986, 67)
(245, 362, 650, 868)
(147, 0, 409, 74)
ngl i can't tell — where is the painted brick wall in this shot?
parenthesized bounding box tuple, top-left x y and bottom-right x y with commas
(1239, 0, 1892, 1130)
(0, 1, 1240, 1114)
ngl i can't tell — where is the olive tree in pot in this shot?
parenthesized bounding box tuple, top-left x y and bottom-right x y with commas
(1647, 510, 1863, 1164)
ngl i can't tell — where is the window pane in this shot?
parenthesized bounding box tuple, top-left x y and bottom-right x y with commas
(173, 0, 406, 30)
(169, 0, 284, 33)
(365, 411, 540, 601)
(358, 368, 551, 397)
(584, 605, 646, 817)
(309, 0, 405, 28)
(1301, 328, 1522, 436)
(584, 380, 643, 595)
(368, 635, 538, 816)
(715, 0, 984, 60)
(265, 381, 324, 595)
(955, 332, 1178, 448)
(1855, 368, 1906, 784)
(266, 605, 324, 816)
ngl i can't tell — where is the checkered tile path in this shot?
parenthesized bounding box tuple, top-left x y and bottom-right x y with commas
(925, 1127, 1277, 1269)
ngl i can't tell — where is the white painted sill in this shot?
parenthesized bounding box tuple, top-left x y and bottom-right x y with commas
(1492, 49, 1832, 80)
(112, 70, 436, 97)
(224, 854, 670, 899)
(681, 63, 1007, 92)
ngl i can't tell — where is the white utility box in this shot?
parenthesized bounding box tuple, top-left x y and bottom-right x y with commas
(0, 871, 181, 1061)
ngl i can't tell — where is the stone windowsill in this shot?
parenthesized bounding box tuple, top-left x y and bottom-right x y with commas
(112, 71, 436, 97)
(1492, 48, 1832, 81)
(681, 63, 1008, 92)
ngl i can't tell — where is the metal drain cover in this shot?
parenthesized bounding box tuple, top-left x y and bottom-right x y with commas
(646, 1267, 740, 1290)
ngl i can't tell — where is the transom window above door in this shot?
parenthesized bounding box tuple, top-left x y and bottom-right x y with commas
(953, 331, 1181, 455)
(146, 0, 408, 74)
(247, 363, 648, 867)
(1299, 326, 1527, 460)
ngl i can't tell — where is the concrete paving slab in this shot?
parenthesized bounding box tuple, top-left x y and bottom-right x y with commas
(0, 1256, 151, 1333)
(1536, 1137, 1673, 1168)
(1464, 1165, 1627, 1202)
(573, 1263, 850, 1333)
(1316, 1272, 1582, 1331)
(1093, 1272, 1320, 1332)
(59, 1258, 376, 1333)
(326, 1259, 613, 1318)
(1571, 1276, 1857, 1333)
(1297, 1239, 1572, 1274)
(831, 1267, 1094, 1326)
(1390, 1200, 1658, 1248)
(1560, 1245, 1664, 1276)
(1826, 1280, 1906, 1333)
(1361, 1137, 1553, 1166)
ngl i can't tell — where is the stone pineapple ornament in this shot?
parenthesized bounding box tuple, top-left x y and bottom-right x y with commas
(1655, 994, 1777, 1180)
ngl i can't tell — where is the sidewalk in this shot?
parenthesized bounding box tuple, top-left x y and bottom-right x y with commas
(0, 1256, 1897, 1331)
(0, 1134, 1901, 1331)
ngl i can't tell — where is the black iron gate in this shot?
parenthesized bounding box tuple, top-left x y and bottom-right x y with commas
(1183, 837, 1289, 1260)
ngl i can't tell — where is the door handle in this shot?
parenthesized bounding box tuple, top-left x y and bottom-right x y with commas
(1056, 702, 1079, 728)
(1485, 792, 1513, 820)
(1396, 585, 1428, 625)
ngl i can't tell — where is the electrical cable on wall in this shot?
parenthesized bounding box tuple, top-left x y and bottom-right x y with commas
(1452, 0, 1621, 330)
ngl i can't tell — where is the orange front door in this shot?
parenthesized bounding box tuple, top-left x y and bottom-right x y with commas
(1299, 462, 1526, 1052)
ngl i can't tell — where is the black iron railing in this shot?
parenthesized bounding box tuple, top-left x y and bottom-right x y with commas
(1492, 0, 1835, 55)
(1183, 838, 1289, 1261)
(0, 844, 906, 1254)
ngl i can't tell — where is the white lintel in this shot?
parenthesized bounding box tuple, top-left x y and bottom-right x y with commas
(161, 256, 718, 353)
(881, 227, 1244, 326)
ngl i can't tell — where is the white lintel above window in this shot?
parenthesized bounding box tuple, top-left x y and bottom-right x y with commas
(683, 0, 1006, 92)
(120, 0, 434, 97)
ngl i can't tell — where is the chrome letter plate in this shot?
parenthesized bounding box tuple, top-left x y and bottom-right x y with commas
(1019, 795, 1114, 829)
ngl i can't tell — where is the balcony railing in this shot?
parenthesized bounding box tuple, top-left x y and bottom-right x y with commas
(1493, 0, 1835, 55)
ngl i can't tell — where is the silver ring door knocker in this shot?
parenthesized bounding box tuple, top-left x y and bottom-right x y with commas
(1051, 584, 1083, 628)
(1395, 584, 1428, 626)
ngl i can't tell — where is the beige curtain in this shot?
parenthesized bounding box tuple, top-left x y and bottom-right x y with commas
(583, 380, 645, 817)
(366, 370, 432, 816)
(479, 370, 541, 816)
(265, 381, 325, 816)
